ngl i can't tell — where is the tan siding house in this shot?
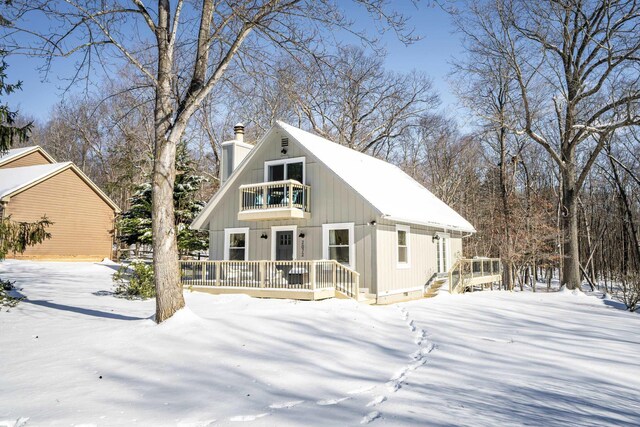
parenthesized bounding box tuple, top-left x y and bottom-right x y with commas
(0, 147, 120, 261)
(191, 122, 475, 303)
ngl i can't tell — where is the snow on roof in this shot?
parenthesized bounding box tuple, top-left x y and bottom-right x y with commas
(0, 162, 71, 199)
(277, 121, 476, 233)
(0, 146, 35, 164)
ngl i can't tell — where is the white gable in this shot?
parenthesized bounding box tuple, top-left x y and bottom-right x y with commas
(191, 122, 476, 233)
(277, 122, 476, 233)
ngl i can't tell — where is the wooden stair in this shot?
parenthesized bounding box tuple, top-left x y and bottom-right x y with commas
(424, 277, 447, 298)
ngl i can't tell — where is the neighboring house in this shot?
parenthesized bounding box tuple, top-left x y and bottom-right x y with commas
(0, 146, 120, 261)
(190, 122, 476, 304)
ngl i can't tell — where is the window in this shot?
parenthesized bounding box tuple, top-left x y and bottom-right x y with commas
(224, 228, 249, 261)
(396, 224, 410, 268)
(322, 223, 355, 269)
(264, 157, 305, 183)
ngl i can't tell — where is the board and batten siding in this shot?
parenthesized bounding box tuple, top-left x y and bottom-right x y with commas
(375, 219, 465, 302)
(0, 151, 52, 169)
(4, 168, 116, 260)
(206, 129, 381, 292)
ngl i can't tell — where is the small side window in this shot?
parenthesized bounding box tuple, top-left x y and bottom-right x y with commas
(396, 225, 410, 268)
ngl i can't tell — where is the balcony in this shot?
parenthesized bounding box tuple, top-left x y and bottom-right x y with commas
(238, 179, 311, 221)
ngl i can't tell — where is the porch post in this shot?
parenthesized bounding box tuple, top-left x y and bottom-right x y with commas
(310, 261, 317, 292)
(214, 261, 220, 286)
(259, 261, 266, 288)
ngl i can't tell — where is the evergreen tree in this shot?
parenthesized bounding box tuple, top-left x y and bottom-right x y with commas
(118, 143, 208, 256)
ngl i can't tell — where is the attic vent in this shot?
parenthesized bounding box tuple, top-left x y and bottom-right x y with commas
(281, 138, 289, 148)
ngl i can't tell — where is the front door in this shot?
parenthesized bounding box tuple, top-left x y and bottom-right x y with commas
(275, 230, 294, 261)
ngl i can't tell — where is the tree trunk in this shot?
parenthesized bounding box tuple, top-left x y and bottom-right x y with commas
(153, 2, 184, 323)
(561, 154, 582, 290)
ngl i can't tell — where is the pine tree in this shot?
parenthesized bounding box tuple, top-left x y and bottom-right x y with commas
(0, 47, 30, 152)
(117, 143, 208, 256)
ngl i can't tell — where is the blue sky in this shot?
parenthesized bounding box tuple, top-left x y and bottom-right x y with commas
(4, 2, 463, 122)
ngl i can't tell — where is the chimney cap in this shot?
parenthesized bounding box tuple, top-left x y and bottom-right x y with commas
(234, 122, 244, 129)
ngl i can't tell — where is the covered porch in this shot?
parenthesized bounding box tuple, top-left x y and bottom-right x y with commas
(180, 259, 361, 301)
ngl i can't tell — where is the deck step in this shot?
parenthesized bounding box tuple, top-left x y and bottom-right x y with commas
(357, 293, 377, 305)
(424, 278, 448, 298)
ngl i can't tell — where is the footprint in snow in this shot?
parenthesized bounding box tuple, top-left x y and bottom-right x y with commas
(0, 419, 30, 427)
(347, 385, 376, 395)
(360, 411, 381, 424)
(366, 395, 387, 407)
(268, 400, 304, 409)
(229, 414, 269, 422)
(177, 421, 216, 427)
(316, 396, 350, 406)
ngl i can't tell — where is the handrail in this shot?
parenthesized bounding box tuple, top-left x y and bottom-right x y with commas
(179, 259, 359, 300)
(448, 258, 502, 294)
(239, 180, 311, 213)
(239, 179, 303, 189)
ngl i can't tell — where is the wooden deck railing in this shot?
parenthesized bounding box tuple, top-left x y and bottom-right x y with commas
(449, 258, 502, 294)
(239, 180, 310, 212)
(180, 259, 359, 299)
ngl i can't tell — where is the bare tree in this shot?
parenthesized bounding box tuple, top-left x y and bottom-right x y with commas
(2, 1, 414, 321)
(456, 0, 640, 289)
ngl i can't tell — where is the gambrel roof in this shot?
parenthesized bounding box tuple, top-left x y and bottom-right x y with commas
(191, 121, 475, 233)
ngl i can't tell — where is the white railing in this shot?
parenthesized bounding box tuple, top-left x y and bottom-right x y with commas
(449, 258, 502, 294)
(239, 180, 310, 213)
(180, 259, 359, 299)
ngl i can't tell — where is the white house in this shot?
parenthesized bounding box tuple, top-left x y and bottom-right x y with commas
(188, 121, 477, 303)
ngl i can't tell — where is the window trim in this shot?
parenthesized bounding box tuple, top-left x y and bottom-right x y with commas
(270, 225, 298, 261)
(264, 156, 306, 184)
(322, 222, 355, 269)
(396, 224, 411, 269)
(224, 227, 249, 261)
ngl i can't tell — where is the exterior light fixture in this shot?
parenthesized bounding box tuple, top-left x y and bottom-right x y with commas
(260, 233, 268, 239)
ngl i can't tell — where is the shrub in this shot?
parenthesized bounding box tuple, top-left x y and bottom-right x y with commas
(0, 277, 24, 310)
(113, 260, 155, 299)
(617, 273, 640, 312)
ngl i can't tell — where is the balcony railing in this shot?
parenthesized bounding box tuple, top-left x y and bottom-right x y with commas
(238, 180, 310, 220)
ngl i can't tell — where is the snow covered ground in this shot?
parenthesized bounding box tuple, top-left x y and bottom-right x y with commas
(1, 260, 639, 427)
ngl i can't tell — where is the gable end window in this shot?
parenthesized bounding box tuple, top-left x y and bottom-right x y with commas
(396, 224, 411, 268)
(224, 228, 249, 261)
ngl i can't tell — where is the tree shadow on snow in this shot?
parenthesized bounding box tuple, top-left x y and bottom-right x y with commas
(23, 298, 146, 321)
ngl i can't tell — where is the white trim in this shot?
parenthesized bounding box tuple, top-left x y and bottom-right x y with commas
(378, 285, 424, 296)
(224, 227, 249, 261)
(264, 156, 306, 184)
(396, 224, 411, 269)
(270, 225, 298, 261)
(382, 214, 476, 234)
(0, 145, 57, 167)
(322, 222, 355, 269)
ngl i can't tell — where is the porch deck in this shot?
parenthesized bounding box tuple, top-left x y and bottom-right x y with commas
(180, 259, 360, 301)
(449, 258, 502, 294)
